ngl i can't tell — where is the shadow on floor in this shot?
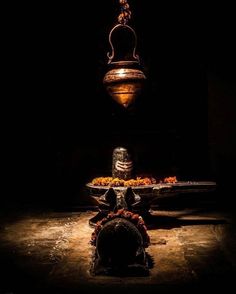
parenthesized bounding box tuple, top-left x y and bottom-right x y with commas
(145, 213, 227, 230)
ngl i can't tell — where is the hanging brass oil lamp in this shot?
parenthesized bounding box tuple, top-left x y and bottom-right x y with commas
(103, 0, 146, 108)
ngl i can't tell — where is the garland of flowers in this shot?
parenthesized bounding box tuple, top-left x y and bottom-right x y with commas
(118, 0, 131, 25)
(91, 176, 177, 187)
(90, 209, 150, 248)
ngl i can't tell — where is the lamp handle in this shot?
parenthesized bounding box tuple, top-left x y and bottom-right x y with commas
(107, 24, 140, 64)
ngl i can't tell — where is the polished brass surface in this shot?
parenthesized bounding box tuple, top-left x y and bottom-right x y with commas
(103, 67, 146, 107)
(103, 22, 146, 108)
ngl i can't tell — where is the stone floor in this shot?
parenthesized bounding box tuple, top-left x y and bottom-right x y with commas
(0, 208, 236, 293)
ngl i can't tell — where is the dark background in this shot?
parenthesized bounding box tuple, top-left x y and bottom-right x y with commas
(5, 1, 236, 209)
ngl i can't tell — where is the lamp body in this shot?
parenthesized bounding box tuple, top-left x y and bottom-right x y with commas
(103, 24, 146, 108)
(103, 63, 146, 108)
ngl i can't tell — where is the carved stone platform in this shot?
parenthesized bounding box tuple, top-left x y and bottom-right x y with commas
(86, 181, 216, 226)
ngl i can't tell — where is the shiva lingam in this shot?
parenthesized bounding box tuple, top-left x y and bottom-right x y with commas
(103, 0, 146, 108)
(87, 146, 152, 226)
(87, 147, 216, 227)
(89, 146, 151, 276)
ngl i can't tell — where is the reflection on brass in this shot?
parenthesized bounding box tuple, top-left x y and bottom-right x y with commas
(103, 67, 146, 108)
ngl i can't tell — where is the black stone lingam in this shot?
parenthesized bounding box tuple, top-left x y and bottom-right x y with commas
(88, 146, 147, 226)
(112, 147, 133, 180)
(89, 147, 151, 276)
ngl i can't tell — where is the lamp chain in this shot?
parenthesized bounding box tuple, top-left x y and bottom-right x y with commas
(118, 0, 131, 25)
